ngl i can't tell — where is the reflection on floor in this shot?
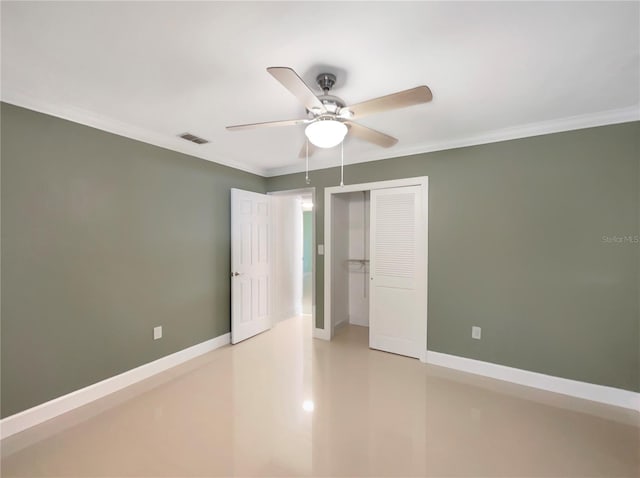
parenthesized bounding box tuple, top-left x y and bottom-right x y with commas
(303, 271, 312, 315)
(2, 316, 638, 477)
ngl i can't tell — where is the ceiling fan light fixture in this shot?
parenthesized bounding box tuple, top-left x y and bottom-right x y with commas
(305, 119, 347, 148)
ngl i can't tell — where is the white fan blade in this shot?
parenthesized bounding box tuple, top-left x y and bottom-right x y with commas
(346, 86, 432, 119)
(298, 140, 317, 159)
(346, 121, 398, 148)
(226, 118, 309, 131)
(267, 67, 327, 113)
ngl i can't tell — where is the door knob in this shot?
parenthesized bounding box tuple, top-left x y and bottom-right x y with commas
(231, 272, 240, 277)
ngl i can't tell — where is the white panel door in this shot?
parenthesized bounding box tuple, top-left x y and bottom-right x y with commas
(369, 185, 426, 358)
(231, 188, 272, 344)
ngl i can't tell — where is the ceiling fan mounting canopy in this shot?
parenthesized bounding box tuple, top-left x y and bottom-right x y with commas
(316, 73, 337, 94)
(311, 73, 347, 116)
(226, 66, 433, 155)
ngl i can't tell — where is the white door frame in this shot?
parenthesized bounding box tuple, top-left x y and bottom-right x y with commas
(323, 177, 429, 361)
(267, 187, 317, 336)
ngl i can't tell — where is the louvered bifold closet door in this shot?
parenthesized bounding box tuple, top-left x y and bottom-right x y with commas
(369, 185, 425, 359)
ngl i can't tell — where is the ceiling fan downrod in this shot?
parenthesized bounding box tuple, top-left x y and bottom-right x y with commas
(316, 73, 336, 95)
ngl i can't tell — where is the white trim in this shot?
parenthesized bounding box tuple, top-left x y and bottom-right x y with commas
(313, 327, 330, 341)
(324, 176, 429, 196)
(265, 105, 640, 176)
(1, 91, 267, 177)
(0, 333, 231, 439)
(334, 319, 348, 330)
(324, 177, 428, 350)
(5, 88, 636, 180)
(426, 351, 640, 412)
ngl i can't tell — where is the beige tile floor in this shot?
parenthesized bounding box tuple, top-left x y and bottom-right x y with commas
(1, 316, 638, 477)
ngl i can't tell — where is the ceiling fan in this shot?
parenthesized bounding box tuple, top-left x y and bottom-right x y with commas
(226, 67, 433, 158)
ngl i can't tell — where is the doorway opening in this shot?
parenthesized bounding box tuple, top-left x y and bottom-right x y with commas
(269, 188, 316, 332)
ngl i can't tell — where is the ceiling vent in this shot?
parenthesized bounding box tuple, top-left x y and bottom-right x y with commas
(179, 133, 209, 145)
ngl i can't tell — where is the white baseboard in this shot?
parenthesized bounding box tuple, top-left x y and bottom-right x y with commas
(348, 315, 369, 327)
(334, 320, 348, 330)
(313, 326, 330, 340)
(426, 351, 639, 412)
(0, 333, 231, 439)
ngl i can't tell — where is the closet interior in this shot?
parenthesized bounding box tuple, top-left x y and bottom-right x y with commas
(331, 191, 371, 331)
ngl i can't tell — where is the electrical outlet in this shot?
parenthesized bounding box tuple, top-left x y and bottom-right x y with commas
(318, 244, 324, 255)
(472, 326, 481, 340)
(153, 326, 162, 340)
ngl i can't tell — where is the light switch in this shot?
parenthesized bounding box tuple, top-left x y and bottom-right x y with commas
(472, 326, 481, 340)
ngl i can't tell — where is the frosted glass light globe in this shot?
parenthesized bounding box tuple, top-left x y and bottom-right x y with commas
(305, 119, 347, 148)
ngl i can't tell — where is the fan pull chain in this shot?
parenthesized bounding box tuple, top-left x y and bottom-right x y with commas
(305, 139, 310, 185)
(340, 141, 344, 187)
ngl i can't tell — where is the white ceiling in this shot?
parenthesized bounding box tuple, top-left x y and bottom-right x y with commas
(2, 1, 639, 177)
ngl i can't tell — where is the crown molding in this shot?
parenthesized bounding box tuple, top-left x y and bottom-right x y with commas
(3, 89, 637, 179)
(1, 89, 268, 177)
(265, 105, 640, 177)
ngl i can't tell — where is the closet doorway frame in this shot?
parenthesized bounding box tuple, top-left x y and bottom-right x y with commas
(323, 176, 429, 361)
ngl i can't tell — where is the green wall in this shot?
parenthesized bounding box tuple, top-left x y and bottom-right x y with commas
(303, 211, 313, 274)
(1, 103, 266, 417)
(1, 102, 638, 419)
(267, 122, 640, 392)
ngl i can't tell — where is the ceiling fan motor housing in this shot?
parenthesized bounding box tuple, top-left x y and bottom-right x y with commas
(319, 94, 345, 114)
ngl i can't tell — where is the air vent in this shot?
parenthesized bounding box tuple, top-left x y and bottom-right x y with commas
(179, 133, 209, 145)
